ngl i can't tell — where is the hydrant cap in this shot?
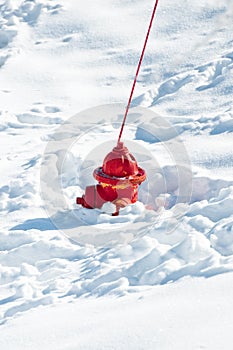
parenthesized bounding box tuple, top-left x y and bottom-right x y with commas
(102, 142, 138, 178)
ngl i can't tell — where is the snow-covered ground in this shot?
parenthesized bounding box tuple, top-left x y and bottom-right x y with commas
(0, 0, 233, 348)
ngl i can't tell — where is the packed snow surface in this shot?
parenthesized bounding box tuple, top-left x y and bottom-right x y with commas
(0, 0, 233, 349)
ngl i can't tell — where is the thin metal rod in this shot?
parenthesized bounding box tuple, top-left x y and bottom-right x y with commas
(117, 0, 160, 144)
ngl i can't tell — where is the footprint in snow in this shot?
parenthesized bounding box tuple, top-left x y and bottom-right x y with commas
(22, 155, 41, 170)
(195, 58, 231, 91)
(16, 113, 62, 125)
(44, 106, 61, 113)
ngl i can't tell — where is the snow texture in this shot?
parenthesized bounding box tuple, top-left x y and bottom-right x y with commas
(0, 0, 233, 348)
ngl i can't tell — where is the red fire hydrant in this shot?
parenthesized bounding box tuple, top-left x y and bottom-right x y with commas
(76, 142, 146, 215)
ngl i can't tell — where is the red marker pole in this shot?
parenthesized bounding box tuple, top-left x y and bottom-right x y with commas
(117, 0, 160, 145)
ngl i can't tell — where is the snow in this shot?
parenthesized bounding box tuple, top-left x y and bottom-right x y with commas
(0, 0, 233, 348)
(1, 273, 233, 350)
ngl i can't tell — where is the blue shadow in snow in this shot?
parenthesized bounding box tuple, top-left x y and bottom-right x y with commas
(10, 210, 84, 232)
(0, 295, 17, 306)
(10, 218, 56, 231)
